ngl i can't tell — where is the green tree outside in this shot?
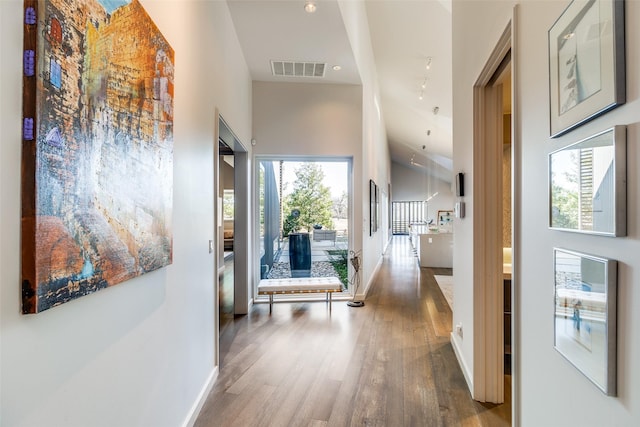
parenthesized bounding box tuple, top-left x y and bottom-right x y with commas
(551, 182, 579, 229)
(283, 163, 333, 235)
(223, 190, 234, 219)
(551, 152, 579, 230)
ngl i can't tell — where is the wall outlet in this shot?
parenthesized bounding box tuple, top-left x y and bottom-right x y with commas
(455, 323, 463, 337)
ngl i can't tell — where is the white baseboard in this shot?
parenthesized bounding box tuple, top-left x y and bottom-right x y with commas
(182, 366, 219, 427)
(358, 255, 383, 299)
(450, 332, 473, 394)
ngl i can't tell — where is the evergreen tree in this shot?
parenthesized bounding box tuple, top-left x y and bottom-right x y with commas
(284, 163, 333, 233)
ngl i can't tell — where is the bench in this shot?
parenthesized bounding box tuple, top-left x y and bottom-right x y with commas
(312, 229, 336, 243)
(258, 277, 343, 313)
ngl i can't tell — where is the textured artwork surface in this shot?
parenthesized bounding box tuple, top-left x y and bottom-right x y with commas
(22, 0, 174, 313)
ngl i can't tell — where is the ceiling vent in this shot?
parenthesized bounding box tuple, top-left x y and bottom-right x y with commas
(271, 61, 326, 78)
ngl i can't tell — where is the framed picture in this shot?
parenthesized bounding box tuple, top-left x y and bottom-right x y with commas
(437, 210, 453, 226)
(375, 183, 380, 231)
(548, 0, 625, 137)
(21, 1, 174, 313)
(369, 179, 376, 235)
(554, 248, 617, 395)
(388, 183, 392, 232)
(549, 126, 626, 236)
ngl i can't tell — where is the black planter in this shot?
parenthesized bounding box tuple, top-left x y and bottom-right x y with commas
(289, 232, 311, 278)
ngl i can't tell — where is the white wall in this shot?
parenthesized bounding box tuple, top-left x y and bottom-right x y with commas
(338, 0, 392, 290)
(251, 23, 391, 296)
(252, 82, 363, 159)
(453, 0, 640, 425)
(0, 1, 252, 426)
(391, 161, 454, 222)
(252, 81, 365, 288)
(451, 0, 516, 390)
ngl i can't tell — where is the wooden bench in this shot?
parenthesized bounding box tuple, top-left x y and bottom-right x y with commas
(258, 277, 343, 313)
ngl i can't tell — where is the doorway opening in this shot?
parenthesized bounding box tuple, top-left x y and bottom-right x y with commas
(472, 20, 517, 418)
(219, 142, 235, 336)
(216, 115, 249, 367)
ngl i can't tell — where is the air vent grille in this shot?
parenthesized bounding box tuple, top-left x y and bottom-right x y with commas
(271, 61, 326, 78)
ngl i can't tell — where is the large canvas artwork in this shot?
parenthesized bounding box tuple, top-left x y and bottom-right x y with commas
(21, 0, 174, 313)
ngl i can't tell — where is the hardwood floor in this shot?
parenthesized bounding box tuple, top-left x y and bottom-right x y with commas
(197, 236, 511, 427)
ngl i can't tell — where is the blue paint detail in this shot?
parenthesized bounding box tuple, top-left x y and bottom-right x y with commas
(45, 127, 63, 148)
(78, 257, 94, 280)
(24, 50, 35, 76)
(98, 0, 130, 14)
(23, 118, 34, 140)
(50, 59, 62, 88)
(25, 7, 36, 25)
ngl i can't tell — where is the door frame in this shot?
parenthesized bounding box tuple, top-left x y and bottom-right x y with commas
(472, 13, 518, 415)
(214, 112, 250, 368)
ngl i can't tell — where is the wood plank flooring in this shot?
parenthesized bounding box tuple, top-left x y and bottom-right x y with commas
(196, 236, 511, 427)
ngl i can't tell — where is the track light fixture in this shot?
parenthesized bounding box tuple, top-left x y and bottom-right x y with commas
(418, 58, 432, 100)
(304, 1, 317, 13)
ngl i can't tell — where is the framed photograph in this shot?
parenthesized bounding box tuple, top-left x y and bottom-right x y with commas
(549, 126, 626, 236)
(21, 1, 174, 313)
(548, 0, 625, 137)
(554, 248, 617, 395)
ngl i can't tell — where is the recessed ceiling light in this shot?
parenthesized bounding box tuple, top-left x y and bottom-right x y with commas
(426, 56, 432, 70)
(304, 1, 317, 13)
(332, 65, 341, 71)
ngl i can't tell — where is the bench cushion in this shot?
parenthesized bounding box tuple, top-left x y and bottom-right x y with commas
(258, 277, 342, 294)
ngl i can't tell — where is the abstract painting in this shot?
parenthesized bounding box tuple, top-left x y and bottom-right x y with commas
(22, 0, 174, 313)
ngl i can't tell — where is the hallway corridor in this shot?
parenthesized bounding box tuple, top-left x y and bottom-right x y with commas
(195, 236, 511, 426)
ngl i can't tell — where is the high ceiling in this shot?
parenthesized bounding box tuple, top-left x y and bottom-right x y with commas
(227, 0, 453, 178)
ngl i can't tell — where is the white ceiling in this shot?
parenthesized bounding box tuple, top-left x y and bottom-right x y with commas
(227, 0, 453, 178)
